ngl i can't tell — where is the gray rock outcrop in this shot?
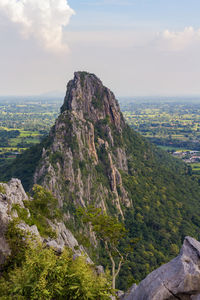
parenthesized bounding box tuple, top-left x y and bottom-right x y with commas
(0, 179, 87, 266)
(123, 236, 200, 300)
(0, 179, 28, 265)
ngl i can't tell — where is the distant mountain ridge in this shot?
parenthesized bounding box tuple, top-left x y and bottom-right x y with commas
(1, 71, 200, 289)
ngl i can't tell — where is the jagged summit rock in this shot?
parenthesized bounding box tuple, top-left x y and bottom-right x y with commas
(123, 236, 200, 300)
(61, 71, 125, 131)
(34, 71, 131, 216)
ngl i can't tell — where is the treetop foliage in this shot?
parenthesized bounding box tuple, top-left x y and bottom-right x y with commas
(0, 241, 113, 300)
(77, 205, 126, 247)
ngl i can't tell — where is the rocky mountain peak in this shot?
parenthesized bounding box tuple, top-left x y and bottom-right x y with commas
(61, 71, 125, 130)
(33, 71, 131, 217)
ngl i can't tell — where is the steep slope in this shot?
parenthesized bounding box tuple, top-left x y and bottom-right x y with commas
(0, 181, 112, 299)
(34, 72, 131, 218)
(1, 72, 200, 289)
(0, 179, 86, 267)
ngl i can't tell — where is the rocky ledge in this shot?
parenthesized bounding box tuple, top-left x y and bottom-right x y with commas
(123, 236, 200, 300)
(0, 179, 89, 267)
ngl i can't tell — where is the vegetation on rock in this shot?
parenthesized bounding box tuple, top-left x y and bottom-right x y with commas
(0, 240, 112, 299)
(12, 185, 61, 238)
(4, 220, 28, 271)
(0, 184, 5, 194)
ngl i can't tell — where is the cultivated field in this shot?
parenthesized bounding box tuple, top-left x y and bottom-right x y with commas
(120, 100, 200, 174)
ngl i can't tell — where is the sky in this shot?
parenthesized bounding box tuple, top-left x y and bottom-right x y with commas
(1, 0, 200, 97)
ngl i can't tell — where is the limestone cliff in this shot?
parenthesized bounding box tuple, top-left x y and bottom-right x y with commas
(34, 72, 131, 219)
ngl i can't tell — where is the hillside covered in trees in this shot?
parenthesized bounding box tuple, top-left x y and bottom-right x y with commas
(0, 72, 200, 290)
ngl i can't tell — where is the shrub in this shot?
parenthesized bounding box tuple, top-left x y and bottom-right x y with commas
(0, 184, 6, 194)
(0, 242, 112, 300)
(17, 185, 62, 238)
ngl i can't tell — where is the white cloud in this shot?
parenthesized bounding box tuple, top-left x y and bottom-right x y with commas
(83, 0, 133, 6)
(2, 24, 200, 96)
(157, 27, 200, 51)
(0, 0, 75, 52)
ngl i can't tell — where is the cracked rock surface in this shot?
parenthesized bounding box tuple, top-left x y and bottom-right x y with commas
(123, 236, 200, 300)
(34, 71, 131, 221)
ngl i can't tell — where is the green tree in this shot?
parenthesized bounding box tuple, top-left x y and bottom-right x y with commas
(77, 206, 128, 290)
(0, 242, 112, 300)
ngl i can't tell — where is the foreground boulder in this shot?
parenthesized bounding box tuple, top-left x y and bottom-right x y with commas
(124, 236, 200, 300)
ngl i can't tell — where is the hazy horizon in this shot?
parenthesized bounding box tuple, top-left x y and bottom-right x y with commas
(1, 0, 200, 97)
(1, 94, 200, 105)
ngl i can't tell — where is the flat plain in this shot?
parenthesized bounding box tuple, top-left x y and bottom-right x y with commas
(0, 97, 200, 175)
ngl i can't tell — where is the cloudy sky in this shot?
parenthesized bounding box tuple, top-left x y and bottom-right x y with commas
(1, 0, 200, 96)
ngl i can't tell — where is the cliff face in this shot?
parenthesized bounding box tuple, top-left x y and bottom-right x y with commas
(61, 72, 125, 130)
(34, 72, 131, 219)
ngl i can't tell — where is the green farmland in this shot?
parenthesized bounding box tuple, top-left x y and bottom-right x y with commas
(0, 97, 200, 177)
(120, 100, 200, 151)
(120, 99, 200, 176)
(0, 97, 62, 162)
